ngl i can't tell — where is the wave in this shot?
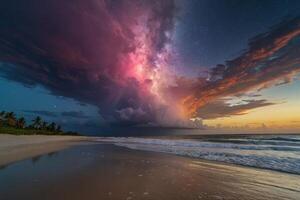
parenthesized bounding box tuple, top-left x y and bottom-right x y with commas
(204, 138, 300, 147)
(97, 136, 300, 175)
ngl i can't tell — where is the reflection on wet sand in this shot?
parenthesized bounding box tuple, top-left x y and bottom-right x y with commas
(0, 144, 299, 200)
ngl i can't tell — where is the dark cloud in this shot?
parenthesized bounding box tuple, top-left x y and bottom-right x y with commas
(197, 99, 276, 119)
(210, 64, 226, 81)
(1, 1, 300, 126)
(0, 0, 177, 125)
(181, 16, 300, 118)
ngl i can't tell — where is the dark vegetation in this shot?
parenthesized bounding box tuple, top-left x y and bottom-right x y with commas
(0, 111, 80, 136)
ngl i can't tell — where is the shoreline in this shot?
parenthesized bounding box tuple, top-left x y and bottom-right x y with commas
(0, 134, 90, 167)
(1, 134, 297, 177)
(1, 143, 299, 200)
(1, 134, 299, 177)
(111, 143, 300, 176)
(96, 135, 300, 175)
(108, 147, 300, 178)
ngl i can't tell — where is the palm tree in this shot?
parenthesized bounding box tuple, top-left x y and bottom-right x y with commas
(41, 121, 48, 130)
(17, 117, 26, 129)
(5, 112, 16, 127)
(0, 111, 5, 118)
(32, 116, 42, 129)
(48, 122, 56, 132)
(56, 125, 62, 132)
(0, 111, 5, 127)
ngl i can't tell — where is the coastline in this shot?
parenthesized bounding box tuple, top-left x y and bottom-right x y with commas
(1, 134, 300, 199)
(1, 143, 299, 200)
(96, 135, 300, 175)
(0, 134, 90, 167)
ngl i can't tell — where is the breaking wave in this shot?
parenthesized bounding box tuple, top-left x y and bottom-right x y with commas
(97, 135, 300, 174)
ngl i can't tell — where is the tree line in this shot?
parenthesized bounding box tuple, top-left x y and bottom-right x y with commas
(0, 111, 61, 132)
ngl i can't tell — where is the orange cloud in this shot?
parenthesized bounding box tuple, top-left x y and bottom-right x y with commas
(179, 17, 300, 118)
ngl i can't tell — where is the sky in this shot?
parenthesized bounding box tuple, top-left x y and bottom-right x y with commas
(0, 0, 300, 135)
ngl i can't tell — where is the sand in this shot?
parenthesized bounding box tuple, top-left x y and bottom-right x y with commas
(0, 134, 89, 166)
(1, 144, 299, 200)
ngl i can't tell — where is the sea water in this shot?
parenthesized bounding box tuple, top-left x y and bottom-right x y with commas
(97, 134, 300, 174)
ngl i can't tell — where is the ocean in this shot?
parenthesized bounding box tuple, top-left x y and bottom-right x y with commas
(97, 134, 300, 174)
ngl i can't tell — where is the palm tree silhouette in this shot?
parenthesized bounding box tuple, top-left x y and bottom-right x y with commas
(56, 125, 62, 132)
(0, 110, 68, 135)
(5, 112, 16, 127)
(17, 117, 26, 128)
(32, 116, 42, 129)
(42, 121, 48, 130)
(0, 111, 5, 118)
(0, 111, 5, 126)
(48, 122, 57, 132)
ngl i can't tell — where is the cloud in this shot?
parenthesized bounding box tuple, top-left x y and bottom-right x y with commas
(180, 17, 300, 118)
(0, 1, 300, 127)
(0, 0, 177, 125)
(197, 99, 276, 119)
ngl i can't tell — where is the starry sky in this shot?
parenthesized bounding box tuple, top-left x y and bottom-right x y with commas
(0, 0, 300, 135)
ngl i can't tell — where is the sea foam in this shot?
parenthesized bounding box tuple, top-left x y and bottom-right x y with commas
(97, 135, 300, 174)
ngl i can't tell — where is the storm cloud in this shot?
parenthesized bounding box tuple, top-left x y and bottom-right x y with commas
(0, 1, 300, 126)
(196, 99, 276, 119)
(0, 0, 177, 125)
(180, 17, 300, 118)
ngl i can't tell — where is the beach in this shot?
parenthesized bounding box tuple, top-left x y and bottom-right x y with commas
(1, 1, 300, 199)
(0, 139, 300, 200)
(0, 134, 89, 166)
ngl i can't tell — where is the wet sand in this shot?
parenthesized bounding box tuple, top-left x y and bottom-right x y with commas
(0, 143, 299, 200)
(0, 134, 88, 166)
